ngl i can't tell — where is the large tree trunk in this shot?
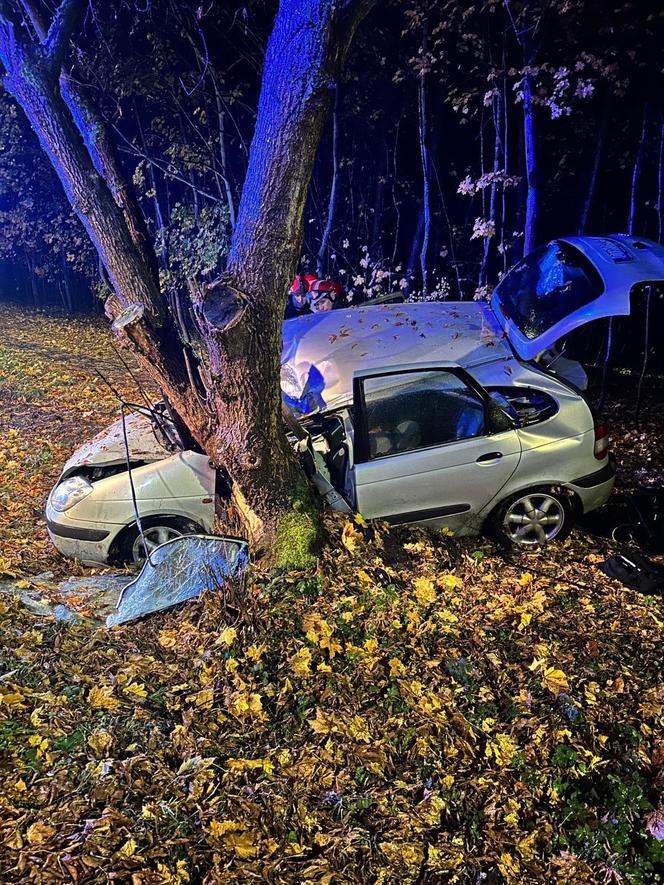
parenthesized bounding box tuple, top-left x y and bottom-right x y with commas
(197, 1, 371, 553)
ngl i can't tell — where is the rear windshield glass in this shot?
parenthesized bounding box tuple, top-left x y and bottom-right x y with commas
(494, 241, 603, 340)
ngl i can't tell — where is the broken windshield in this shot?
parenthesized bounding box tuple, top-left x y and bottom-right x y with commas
(494, 241, 603, 341)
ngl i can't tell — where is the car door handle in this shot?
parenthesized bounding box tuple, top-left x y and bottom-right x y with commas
(476, 452, 503, 463)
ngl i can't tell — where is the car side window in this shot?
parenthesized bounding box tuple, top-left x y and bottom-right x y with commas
(488, 387, 558, 426)
(362, 370, 486, 459)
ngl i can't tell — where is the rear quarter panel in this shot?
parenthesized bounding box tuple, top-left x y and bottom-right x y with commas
(471, 359, 599, 502)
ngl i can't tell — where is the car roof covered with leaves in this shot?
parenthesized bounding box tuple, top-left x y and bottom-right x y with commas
(281, 302, 512, 415)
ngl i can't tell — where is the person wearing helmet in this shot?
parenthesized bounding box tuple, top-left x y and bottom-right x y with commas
(285, 273, 318, 319)
(307, 279, 344, 312)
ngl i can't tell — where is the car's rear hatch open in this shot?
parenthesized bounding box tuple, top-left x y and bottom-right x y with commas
(490, 235, 664, 361)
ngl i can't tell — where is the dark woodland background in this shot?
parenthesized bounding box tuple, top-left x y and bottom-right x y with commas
(0, 0, 662, 314)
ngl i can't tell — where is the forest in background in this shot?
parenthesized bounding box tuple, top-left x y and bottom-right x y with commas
(1, 0, 662, 313)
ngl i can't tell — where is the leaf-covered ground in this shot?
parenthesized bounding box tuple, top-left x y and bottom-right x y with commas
(1, 305, 663, 884)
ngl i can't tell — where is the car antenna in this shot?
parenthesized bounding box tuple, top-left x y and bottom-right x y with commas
(95, 368, 166, 436)
(94, 368, 141, 412)
(110, 345, 171, 443)
(111, 344, 155, 413)
(121, 404, 154, 567)
(95, 369, 155, 566)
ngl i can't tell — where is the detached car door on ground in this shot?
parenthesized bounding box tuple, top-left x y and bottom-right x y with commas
(350, 366, 522, 533)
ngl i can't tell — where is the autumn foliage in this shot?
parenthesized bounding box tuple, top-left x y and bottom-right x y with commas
(1, 308, 664, 883)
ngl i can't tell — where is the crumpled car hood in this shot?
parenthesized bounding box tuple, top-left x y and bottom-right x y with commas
(60, 410, 173, 478)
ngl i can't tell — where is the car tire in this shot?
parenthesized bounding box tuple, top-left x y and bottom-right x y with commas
(485, 488, 575, 548)
(115, 516, 204, 565)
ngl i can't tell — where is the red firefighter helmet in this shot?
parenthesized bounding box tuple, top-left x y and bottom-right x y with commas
(308, 278, 344, 311)
(290, 273, 318, 294)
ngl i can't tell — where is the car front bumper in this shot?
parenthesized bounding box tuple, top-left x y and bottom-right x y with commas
(45, 501, 118, 564)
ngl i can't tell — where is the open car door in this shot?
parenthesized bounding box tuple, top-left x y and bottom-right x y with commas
(350, 364, 521, 533)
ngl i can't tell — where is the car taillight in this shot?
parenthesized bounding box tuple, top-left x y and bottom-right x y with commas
(594, 421, 610, 460)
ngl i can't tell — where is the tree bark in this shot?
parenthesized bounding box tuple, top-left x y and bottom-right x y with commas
(198, 0, 373, 551)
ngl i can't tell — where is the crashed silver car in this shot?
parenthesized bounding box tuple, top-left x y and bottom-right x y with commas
(47, 235, 664, 563)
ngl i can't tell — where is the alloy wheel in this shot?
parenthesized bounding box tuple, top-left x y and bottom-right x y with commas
(503, 493, 565, 546)
(131, 525, 183, 562)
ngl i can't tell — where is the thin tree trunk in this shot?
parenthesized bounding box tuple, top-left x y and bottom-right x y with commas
(317, 88, 340, 276)
(501, 53, 509, 273)
(407, 206, 424, 295)
(578, 92, 610, 235)
(521, 63, 538, 255)
(657, 119, 664, 244)
(133, 98, 167, 236)
(480, 95, 501, 286)
(26, 254, 38, 306)
(513, 110, 526, 261)
(628, 106, 648, 236)
(60, 249, 73, 311)
(429, 127, 462, 299)
(370, 152, 385, 263)
(390, 118, 402, 267)
(418, 61, 431, 296)
(213, 77, 237, 230)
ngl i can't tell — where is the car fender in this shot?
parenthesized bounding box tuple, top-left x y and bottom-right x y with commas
(60, 451, 216, 530)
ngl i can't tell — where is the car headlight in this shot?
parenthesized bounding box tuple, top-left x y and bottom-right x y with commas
(50, 476, 93, 512)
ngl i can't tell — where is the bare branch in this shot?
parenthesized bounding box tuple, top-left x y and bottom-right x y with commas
(44, 0, 84, 72)
(0, 1, 27, 74)
(18, 0, 47, 40)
